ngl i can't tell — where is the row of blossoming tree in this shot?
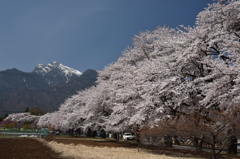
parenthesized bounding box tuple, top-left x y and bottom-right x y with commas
(3, 0, 240, 158)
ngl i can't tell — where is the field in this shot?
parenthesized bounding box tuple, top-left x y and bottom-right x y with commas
(0, 136, 239, 159)
(0, 138, 62, 159)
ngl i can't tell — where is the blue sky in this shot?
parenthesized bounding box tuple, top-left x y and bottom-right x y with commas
(0, 0, 213, 73)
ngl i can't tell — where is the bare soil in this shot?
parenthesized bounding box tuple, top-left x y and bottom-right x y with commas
(0, 138, 64, 159)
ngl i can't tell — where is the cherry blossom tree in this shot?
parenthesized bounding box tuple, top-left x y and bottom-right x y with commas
(173, 1, 240, 153)
(6, 113, 40, 124)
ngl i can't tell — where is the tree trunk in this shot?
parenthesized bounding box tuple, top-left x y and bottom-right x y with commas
(198, 139, 204, 151)
(174, 136, 180, 145)
(135, 132, 141, 152)
(137, 139, 141, 152)
(211, 145, 217, 159)
(164, 136, 172, 147)
(86, 128, 92, 137)
(92, 131, 97, 137)
(228, 136, 237, 154)
(193, 138, 198, 150)
(101, 129, 106, 138)
(193, 138, 204, 151)
(113, 133, 120, 141)
(117, 133, 120, 141)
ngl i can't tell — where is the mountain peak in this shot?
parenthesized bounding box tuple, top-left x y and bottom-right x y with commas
(49, 61, 60, 67)
(32, 61, 82, 84)
(52, 61, 58, 64)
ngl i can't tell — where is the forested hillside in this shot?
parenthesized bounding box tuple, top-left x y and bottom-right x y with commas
(0, 68, 97, 116)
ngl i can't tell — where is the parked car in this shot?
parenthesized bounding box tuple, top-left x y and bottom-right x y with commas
(123, 133, 134, 141)
(55, 131, 60, 135)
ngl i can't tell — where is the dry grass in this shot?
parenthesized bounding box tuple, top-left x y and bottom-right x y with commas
(38, 139, 200, 159)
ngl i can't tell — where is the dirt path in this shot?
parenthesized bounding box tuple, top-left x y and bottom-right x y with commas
(44, 137, 210, 159)
(0, 138, 63, 159)
(43, 136, 240, 159)
(41, 139, 195, 159)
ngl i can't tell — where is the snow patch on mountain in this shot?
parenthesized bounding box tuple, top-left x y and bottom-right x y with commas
(32, 61, 82, 83)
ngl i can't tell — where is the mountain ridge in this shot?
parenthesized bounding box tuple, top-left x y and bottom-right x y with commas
(0, 62, 98, 116)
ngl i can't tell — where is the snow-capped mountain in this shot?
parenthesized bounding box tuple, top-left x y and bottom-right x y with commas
(0, 67, 97, 116)
(32, 61, 82, 84)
